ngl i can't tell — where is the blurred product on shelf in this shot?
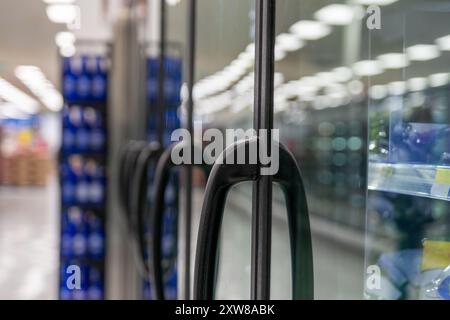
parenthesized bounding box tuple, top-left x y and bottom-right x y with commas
(59, 49, 109, 300)
(0, 117, 52, 186)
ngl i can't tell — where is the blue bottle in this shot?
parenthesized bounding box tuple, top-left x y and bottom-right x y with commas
(85, 108, 105, 153)
(165, 268, 178, 300)
(87, 212, 105, 259)
(63, 58, 77, 101)
(69, 207, 88, 257)
(87, 265, 104, 300)
(91, 56, 107, 102)
(75, 106, 90, 153)
(61, 162, 76, 205)
(77, 55, 91, 101)
(61, 209, 77, 257)
(62, 106, 77, 154)
(59, 262, 73, 300)
(72, 263, 89, 300)
(86, 161, 105, 205)
(75, 160, 89, 205)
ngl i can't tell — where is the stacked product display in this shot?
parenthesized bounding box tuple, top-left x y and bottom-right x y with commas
(143, 54, 182, 300)
(366, 81, 450, 300)
(0, 117, 51, 187)
(59, 52, 108, 300)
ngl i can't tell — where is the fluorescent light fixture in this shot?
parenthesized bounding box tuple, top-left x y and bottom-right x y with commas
(429, 73, 450, 87)
(332, 67, 353, 82)
(55, 31, 75, 47)
(406, 44, 440, 61)
(407, 77, 428, 92)
(316, 72, 336, 86)
(60, 44, 76, 57)
(0, 78, 39, 114)
(314, 4, 355, 26)
(274, 48, 287, 62)
(289, 20, 331, 41)
(348, 80, 364, 95)
(369, 85, 388, 100)
(43, 0, 75, 3)
(46, 4, 78, 24)
(388, 81, 406, 96)
(354, 0, 398, 5)
(276, 33, 304, 52)
(15, 65, 63, 112)
(352, 60, 384, 76)
(435, 34, 450, 51)
(166, 0, 181, 6)
(377, 53, 409, 69)
(0, 102, 29, 119)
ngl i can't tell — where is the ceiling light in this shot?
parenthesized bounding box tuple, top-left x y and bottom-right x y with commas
(289, 20, 331, 41)
(316, 72, 336, 86)
(388, 81, 406, 96)
(0, 102, 29, 119)
(354, 0, 398, 5)
(43, 0, 75, 3)
(46, 4, 78, 24)
(435, 34, 450, 51)
(0, 78, 39, 114)
(353, 60, 384, 76)
(429, 73, 450, 87)
(377, 53, 409, 69)
(314, 4, 355, 26)
(15, 66, 63, 112)
(274, 48, 287, 62)
(60, 44, 76, 57)
(166, 0, 181, 6)
(348, 80, 364, 95)
(276, 33, 304, 52)
(406, 44, 440, 61)
(332, 67, 353, 82)
(369, 85, 388, 100)
(55, 31, 75, 47)
(407, 77, 428, 92)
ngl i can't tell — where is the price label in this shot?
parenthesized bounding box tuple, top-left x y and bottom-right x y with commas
(430, 168, 450, 198)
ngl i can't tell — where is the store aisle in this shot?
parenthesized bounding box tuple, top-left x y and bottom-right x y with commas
(0, 175, 59, 300)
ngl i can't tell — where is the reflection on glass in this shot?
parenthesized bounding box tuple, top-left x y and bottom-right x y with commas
(366, 0, 450, 300)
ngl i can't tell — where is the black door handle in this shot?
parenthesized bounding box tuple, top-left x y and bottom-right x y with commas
(129, 142, 163, 275)
(193, 138, 314, 300)
(150, 141, 211, 300)
(119, 140, 148, 227)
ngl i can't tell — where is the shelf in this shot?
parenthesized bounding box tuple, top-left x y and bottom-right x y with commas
(368, 162, 450, 201)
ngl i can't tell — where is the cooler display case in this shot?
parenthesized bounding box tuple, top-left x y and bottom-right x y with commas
(58, 43, 109, 300)
(142, 45, 182, 300)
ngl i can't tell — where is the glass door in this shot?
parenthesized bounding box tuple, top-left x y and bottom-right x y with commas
(191, 0, 450, 301)
(364, 0, 450, 300)
(273, 0, 367, 299)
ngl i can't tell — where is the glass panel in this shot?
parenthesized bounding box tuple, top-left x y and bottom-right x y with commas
(365, 0, 450, 300)
(274, 0, 368, 299)
(193, 0, 255, 299)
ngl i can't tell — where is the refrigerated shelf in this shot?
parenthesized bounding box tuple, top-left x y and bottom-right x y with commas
(368, 162, 450, 201)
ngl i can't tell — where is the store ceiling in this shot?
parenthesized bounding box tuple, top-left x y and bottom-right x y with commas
(0, 0, 64, 92)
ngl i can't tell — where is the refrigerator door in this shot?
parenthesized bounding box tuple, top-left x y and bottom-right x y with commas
(364, 1, 450, 300)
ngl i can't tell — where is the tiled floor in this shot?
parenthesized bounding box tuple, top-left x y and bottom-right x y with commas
(0, 177, 364, 300)
(0, 177, 59, 300)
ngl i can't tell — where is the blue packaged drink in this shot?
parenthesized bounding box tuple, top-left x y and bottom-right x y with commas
(63, 58, 77, 101)
(91, 56, 107, 102)
(87, 212, 105, 259)
(62, 161, 76, 205)
(77, 56, 91, 101)
(86, 161, 105, 205)
(84, 107, 105, 153)
(69, 207, 88, 257)
(87, 265, 104, 300)
(74, 158, 89, 205)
